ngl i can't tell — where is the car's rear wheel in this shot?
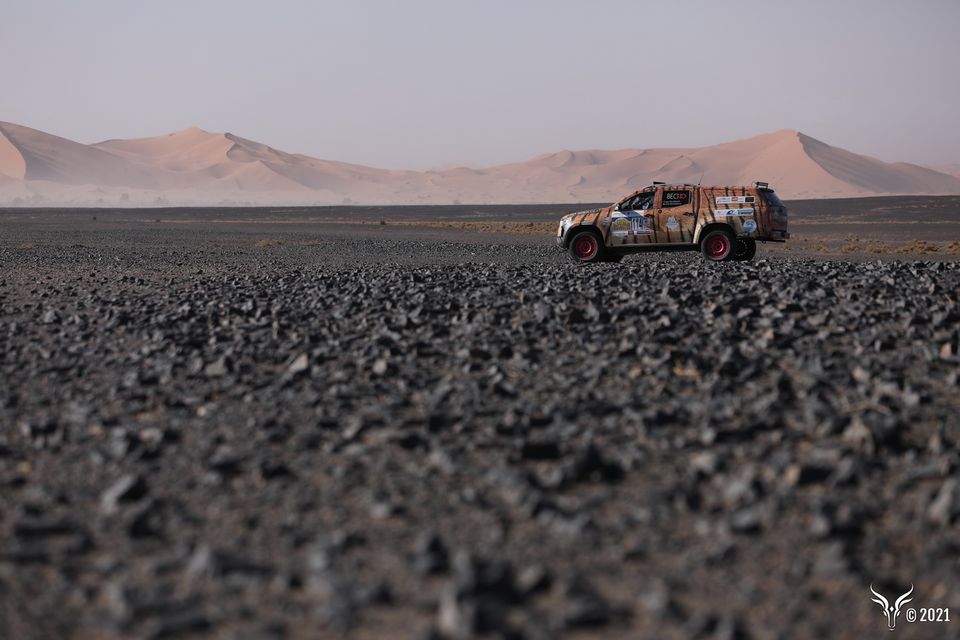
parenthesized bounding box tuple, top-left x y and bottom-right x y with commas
(733, 238, 757, 261)
(701, 229, 735, 262)
(568, 230, 603, 263)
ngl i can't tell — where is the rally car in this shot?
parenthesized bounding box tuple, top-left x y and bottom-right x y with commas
(556, 182, 789, 262)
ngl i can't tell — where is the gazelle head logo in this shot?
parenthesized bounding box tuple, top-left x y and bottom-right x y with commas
(870, 583, 914, 631)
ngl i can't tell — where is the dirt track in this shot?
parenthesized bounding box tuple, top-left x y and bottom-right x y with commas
(1, 208, 959, 639)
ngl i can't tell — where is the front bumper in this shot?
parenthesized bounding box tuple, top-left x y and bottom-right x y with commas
(556, 223, 568, 248)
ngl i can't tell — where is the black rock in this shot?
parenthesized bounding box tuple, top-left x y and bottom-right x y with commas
(569, 443, 624, 484)
(100, 474, 149, 514)
(561, 574, 627, 629)
(413, 530, 449, 576)
(521, 439, 562, 460)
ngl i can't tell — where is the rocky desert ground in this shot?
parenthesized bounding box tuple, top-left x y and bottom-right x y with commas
(1, 203, 959, 639)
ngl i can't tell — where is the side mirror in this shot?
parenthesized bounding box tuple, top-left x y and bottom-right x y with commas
(613, 203, 621, 211)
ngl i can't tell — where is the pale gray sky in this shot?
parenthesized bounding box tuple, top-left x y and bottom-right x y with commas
(2, 0, 958, 169)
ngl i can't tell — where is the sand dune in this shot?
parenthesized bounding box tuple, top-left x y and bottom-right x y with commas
(930, 164, 960, 180)
(0, 122, 166, 189)
(1, 122, 958, 205)
(0, 127, 28, 179)
(95, 127, 237, 173)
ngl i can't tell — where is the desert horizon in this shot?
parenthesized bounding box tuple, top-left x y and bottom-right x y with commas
(2, 120, 959, 206)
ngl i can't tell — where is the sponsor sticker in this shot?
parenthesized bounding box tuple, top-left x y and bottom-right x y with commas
(714, 208, 755, 217)
(715, 196, 756, 205)
(663, 190, 691, 206)
(611, 217, 631, 236)
(666, 216, 680, 231)
(742, 219, 757, 233)
(610, 213, 653, 236)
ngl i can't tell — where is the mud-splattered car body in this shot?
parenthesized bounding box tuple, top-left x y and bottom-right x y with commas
(557, 183, 789, 262)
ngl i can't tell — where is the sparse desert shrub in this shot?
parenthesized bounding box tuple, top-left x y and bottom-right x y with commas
(256, 239, 283, 247)
(896, 240, 939, 253)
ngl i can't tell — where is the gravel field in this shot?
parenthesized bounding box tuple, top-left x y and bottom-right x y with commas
(1, 212, 959, 639)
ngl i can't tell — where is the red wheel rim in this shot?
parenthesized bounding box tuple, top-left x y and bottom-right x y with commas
(574, 236, 597, 260)
(707, 235, 730, 259)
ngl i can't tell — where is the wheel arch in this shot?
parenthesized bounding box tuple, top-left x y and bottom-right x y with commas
(694, 222, 735, 246)
(562, 224, 603, 248)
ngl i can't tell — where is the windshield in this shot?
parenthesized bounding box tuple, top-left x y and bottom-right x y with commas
(759, 189, 784, 207)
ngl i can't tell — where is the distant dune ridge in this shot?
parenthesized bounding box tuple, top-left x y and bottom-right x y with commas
(931, 164, 960, 180)
(1, 121, 958, 205)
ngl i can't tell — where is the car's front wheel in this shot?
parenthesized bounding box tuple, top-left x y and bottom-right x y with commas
(568, 230, 604, 263)
(701, 229, 735, 262)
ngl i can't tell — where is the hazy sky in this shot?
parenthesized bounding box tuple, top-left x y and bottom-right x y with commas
(3, 0, 958, 168)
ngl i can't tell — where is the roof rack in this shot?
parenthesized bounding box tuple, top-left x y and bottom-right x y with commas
(652, 181, 665, 186)
(755, 181, 769, 189)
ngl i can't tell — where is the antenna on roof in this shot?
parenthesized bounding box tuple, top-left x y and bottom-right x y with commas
(697, 172, 704, 186)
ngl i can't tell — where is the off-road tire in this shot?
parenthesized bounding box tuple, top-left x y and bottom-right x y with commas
(733, 238, 757, 261)
(568, 230, 604, 263)
(701, 229, 736, 262)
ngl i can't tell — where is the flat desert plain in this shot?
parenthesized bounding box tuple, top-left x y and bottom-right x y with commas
(1, 196, 959, 639)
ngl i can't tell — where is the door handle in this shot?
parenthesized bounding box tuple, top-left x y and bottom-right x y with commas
(682, 212, 694, 216)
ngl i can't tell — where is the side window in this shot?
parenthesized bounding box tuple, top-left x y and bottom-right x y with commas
(621, 191, 656, 211)
(662, 189, 691, 208)
(758, 190, 783, 207)
(637, 191, 656, 210)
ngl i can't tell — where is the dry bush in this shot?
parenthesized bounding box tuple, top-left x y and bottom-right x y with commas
(256, 239, 283, 247)
(896, 240, 940, 254)
(397, 221, 556, 236)
(839, 240, 861, 253)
